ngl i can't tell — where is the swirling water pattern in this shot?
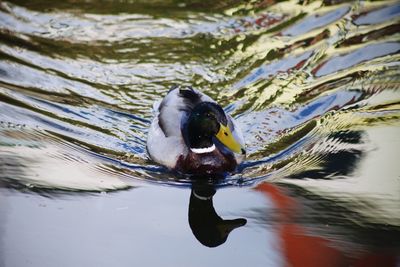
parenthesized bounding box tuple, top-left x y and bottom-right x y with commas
(1, 0, 399, 188)
(0, 0, 399, 266)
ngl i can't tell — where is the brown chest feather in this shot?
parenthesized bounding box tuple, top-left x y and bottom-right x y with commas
(175, 149, 237, 175)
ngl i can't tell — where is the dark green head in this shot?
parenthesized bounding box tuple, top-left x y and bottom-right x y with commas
(185, 102, 225, 150)
(184, 102, 244, 154)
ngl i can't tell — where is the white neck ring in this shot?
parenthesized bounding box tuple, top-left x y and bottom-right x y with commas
(190, 144, 216, 154)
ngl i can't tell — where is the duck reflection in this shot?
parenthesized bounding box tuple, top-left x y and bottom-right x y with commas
(188, 182, 246, 248)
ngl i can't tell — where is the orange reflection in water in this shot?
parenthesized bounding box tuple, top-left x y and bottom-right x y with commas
(255, 183, 398, 267)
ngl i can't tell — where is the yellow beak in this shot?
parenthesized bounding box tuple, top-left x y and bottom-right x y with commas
(215, 124, 243, 154)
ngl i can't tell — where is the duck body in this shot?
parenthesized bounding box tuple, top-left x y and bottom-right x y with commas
(147, 87, 245, 175)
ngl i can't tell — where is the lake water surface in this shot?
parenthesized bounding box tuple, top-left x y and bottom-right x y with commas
(0, 0, 400, 266)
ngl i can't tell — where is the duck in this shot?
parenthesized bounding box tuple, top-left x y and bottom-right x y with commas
(147, 86, 246, 175)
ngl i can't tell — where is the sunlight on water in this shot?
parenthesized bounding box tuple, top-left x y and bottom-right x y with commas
(1, 0, 400, 202)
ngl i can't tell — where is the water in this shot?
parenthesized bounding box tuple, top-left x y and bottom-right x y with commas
(1, 0, 400, 266)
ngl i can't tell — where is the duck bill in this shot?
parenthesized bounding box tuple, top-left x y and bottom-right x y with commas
(215, 124, 243, 154)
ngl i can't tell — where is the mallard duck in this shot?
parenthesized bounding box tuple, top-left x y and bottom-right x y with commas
(147, 87, 246, 175)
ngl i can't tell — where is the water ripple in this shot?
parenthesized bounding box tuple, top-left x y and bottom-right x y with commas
(0, 0, 399, 193)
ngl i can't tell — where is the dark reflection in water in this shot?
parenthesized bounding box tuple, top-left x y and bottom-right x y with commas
(289, 130, 363, 179)
(189, 181, 247, 247)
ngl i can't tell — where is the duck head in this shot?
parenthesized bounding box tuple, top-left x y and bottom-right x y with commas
(184, 102, 245, 155)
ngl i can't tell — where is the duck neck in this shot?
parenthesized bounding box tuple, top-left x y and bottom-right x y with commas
(188, 134, 215, 153)
(183, 103, 220, 153)
(183, 119, 216, 153)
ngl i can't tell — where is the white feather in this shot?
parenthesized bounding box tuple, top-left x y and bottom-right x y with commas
(190, 144, 216, 154)
(147, 116, 186, 168)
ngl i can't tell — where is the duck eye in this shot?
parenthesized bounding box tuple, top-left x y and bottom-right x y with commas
(224, 131, 228, 136)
